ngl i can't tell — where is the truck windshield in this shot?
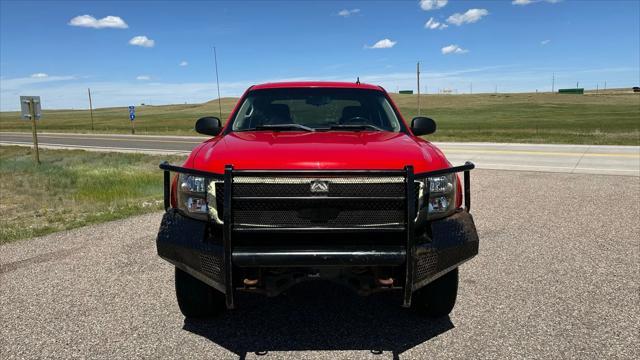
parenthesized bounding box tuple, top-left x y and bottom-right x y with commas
(231, 88, 402, 132)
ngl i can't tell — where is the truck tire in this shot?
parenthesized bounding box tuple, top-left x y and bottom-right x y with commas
(411, 267, 458, 318)
(175, 267, 226, 318)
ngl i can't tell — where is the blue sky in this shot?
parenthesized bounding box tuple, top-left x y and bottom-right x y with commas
(1, 0, 638, 110)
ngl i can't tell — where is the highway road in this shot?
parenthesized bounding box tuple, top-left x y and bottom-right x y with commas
(1, 169, 638, 359)
(1, 131, 639, 176)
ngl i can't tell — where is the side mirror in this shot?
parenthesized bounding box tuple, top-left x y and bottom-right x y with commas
(411, 117, 436, 136)
(195, 117, 222, 136)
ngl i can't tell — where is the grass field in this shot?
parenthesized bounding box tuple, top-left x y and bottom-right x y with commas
(0, 146, 185, 243)
(1, 90, 638, 145)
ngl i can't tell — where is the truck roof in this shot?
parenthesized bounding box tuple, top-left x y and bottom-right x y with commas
(250, 81, 383, 91)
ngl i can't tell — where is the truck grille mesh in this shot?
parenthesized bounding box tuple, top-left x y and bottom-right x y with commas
(414, 241, 479, 282)
(200, 254, 224, 283)
(209, 177, 415, 229)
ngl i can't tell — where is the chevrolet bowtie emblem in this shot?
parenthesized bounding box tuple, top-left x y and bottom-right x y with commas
(310, 180, 329, 193)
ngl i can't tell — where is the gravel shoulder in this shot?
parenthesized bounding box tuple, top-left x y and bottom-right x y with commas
(1, 169, 638, 359)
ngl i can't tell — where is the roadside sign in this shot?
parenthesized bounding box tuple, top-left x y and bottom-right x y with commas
(19, 96, 42, 164)
(20, 96, 42, 120)
(128, 105, 136, 134)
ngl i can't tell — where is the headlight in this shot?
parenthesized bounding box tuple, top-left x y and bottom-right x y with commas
(176, 174, 209, 221)
(418, 174, 457, 220)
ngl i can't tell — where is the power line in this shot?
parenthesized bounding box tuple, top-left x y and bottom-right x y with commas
(87, 88, 94, 131)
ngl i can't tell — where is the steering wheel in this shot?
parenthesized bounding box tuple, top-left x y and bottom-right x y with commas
(344, 116, 370, 124)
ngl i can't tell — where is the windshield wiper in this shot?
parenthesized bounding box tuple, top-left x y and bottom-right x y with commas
(252, 124, 315, 132)
(328, 124, 383, 131)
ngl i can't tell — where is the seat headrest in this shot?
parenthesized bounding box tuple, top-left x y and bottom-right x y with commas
(266, 103, 291, 124)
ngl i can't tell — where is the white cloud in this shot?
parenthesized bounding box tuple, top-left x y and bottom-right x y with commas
(446, 9, 489, 26)
(129, 36, 155, 48)
(68, 15, 128, 29)
(513, 0, 562, 5)
(441, 44, 469, 55)
(30, 73, 49, 78)
(136, 75, 151, 81)
(179, 61, 189, 67)
(337, 8, 360, 17)
(420, 0, 448, 11)
(425, 17, 448, 30)
(366, 39, 397, 49)
(1, 75, 77, 96)
(541, 39, 551, 45)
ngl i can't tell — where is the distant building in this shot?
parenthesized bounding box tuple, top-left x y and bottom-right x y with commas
(558, 88, 584, 94)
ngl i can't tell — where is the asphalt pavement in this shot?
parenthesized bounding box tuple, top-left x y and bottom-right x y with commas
(1, 169, 638, 359)
(1, 132, 638, 176)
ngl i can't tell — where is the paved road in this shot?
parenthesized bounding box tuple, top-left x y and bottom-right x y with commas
(1, 132, 638, 176)
(1, 169, 638, 359)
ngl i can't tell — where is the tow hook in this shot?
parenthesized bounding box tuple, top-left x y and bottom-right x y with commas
(377, 277, 394, 286)
(243, 278, 259, 286)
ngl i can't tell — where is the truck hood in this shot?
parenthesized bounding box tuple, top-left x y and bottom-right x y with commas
(190, 131, 450, 174)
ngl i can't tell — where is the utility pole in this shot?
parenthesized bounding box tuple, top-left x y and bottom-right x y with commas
(604, 81, 607, 91)
(576, 82, 579, 89)
(495, 85, 498, 94)
(416, 61, 421, 116)
(470, 82, 473, 94)
(552, 73, 555, 93)
(88, 88, 94, 131)
(596, 84, 599, 94)
(213, 46, 223, 120)
(29, 100, 40, 164)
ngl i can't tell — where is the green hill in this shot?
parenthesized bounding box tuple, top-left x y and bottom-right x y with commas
(1, 90, 638, 145)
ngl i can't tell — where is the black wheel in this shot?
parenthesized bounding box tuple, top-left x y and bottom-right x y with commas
(175, 267, 226, 318)
(411, 267, 458, 318)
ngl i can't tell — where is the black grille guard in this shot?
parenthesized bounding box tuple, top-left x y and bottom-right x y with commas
(159, 161, 475, 308)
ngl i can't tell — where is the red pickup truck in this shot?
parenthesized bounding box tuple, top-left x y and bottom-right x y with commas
(157, 81, 479, 318)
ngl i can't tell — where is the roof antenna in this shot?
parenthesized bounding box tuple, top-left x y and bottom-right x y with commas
(356, 77, 361, 85)
(213, 46, 223, 119)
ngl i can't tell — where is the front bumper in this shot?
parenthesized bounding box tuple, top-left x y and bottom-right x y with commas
(157, 163, 479, 308)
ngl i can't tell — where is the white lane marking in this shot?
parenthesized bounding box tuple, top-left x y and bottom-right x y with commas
(0, 131, 206, 140)
(467, 162, 639, 174)
(442, 148, 639, 158)
(435, 142, 640, 150)
(0, 141, 190, 155)
(0, 134, 201, 145)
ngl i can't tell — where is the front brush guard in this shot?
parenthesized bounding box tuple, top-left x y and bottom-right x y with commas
(157, 162, 478, 308)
